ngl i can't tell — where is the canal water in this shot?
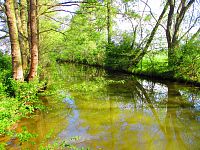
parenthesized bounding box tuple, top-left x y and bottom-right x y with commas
(5, 63, 200, 149)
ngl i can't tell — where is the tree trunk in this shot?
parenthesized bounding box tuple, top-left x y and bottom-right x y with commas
(5, 0, 24, 81)
(14, 1, 29, 72)
(166, 0, 195, 68)
(20, 0, 30, 71)
(27, 0, 32, 62)
(107, 0, 111, 44)
(28, 0, 38, 81)
(166, 0, 176, 68)
(131, 2, 169, 66)
(36, 0, 40, 60)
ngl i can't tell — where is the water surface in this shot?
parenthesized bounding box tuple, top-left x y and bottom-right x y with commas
(4, 63, 200, 149)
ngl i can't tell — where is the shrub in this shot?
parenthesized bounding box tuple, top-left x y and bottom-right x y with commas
(175, 40, 200, 81)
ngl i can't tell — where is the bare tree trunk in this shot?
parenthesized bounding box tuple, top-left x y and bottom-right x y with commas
(5, 0, 24, 81)
(28, 0, 38, 80)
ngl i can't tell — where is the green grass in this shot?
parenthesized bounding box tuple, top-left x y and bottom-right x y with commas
(133, 51, 169, 76)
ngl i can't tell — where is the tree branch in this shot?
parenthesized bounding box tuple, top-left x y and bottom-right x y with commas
(39, 28, 67, 37)
(130, 1, 169, 66)
(0, 29, 8, 33)
(178, 16, 200, 42)
(0, 35, 9, 40)
(172, 0, 195, 44)
(44, 14, 69, 26)
(140, 0, 166, 30)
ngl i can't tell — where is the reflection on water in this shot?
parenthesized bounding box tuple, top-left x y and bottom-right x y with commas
(3, 63, 200, 149)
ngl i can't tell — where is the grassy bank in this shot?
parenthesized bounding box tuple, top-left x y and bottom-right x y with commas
(132, 50, 200, 86)
(57, 48, 200, 86)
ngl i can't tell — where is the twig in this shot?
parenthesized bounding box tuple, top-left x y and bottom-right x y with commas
(178, 16, 200, 41)
(140, 0, 166, 30)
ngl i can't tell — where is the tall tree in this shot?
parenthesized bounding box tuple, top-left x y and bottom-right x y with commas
(5, 0, 24, 81)
(28, 0, 38, 80)
(166, 0, 195, 68)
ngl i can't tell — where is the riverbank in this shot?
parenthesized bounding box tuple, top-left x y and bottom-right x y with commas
(0, 79, 46, 148)
(56, 59, 200, 87)
(0, 54, 47, 149)
(1, 62, 200, 149)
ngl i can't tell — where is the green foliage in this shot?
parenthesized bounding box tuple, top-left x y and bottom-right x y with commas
(130, 39, 200, 83)
(16, 126, 37, 143)
(0, 79, 45, 135)
(0, 54, 12, 85)
(0, 54, 45, 140)
(0, 53, 11, 71)
(105, 33, 135, 70)
(144, 14, 152, 21)
(174, 40, 200, 82)
(39, 17, 64, 67)
(125, 11, 141, 19)
(0, 143, 6, 150)
(58, 1, 107, 66)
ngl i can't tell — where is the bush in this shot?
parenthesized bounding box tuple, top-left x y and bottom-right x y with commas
(0, 52, 11, 71)
(175, 40, 200, 82)
(0, 54, 45, 137)
(0, 79, 45, 135)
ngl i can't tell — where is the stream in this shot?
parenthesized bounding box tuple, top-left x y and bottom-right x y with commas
(4, 63, 200, 149)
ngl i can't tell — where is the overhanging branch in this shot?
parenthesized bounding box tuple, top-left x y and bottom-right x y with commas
(140, 0, 166, 31)
(39, 28, 67, 37)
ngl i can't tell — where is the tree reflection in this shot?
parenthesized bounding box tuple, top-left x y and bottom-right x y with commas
(133, 79, 199, 149)
(55, 63, 200, 149)
(164, 83, 200, 149)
